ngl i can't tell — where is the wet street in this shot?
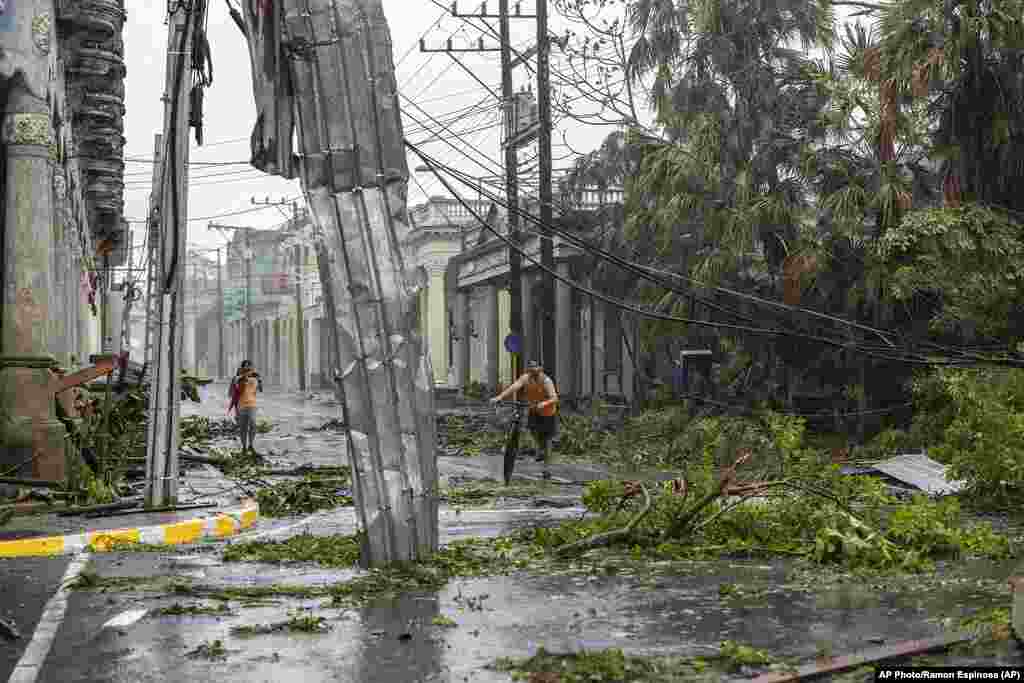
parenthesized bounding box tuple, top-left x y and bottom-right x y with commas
(2, 389, 1021, 682)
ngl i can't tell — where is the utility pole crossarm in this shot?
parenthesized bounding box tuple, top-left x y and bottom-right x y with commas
(450, 0, 535, 18)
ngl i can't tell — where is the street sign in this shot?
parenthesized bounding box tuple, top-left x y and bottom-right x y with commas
(504, 334, 521, 354)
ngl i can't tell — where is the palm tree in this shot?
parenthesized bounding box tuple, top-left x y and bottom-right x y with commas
(878, 0, 1024, 213)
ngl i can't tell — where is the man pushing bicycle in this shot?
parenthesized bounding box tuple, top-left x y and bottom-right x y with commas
(490, 360, 559, 478)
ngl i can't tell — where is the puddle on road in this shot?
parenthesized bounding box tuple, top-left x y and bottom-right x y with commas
(54, 547, 1024, 683)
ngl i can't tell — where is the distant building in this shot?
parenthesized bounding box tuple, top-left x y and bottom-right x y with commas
(185, 183, 635, 402)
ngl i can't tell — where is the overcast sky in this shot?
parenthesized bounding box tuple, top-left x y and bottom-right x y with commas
(123, 1, 623, 261)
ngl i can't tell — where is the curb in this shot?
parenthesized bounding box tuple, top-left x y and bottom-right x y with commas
(0, 499, 260, 558)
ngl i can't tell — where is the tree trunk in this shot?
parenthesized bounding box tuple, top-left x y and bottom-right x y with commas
(233, 0, 438, 567)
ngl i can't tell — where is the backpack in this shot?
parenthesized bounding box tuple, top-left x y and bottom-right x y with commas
(228, 377, 241, 412)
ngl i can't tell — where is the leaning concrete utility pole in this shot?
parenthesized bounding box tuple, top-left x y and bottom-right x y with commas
(230, 0, 439, 566)
(146, 1, 197, 508)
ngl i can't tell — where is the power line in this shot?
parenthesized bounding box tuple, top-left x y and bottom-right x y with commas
(125, 198, 301, 224)
(408, 141, 1017, 368)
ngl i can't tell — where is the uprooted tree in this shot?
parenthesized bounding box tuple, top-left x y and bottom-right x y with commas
(229, 0, 439, 567)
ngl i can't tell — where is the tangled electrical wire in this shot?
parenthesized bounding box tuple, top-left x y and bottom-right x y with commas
(406, 139, 1024, 371)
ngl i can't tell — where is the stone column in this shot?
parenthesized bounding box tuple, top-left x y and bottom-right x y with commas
(273, 319, 281, 387)
(593, 302, 606, 398)
(483, 284, 499, 390)
(425, 264, 448, 386)
(452, 291, 469, 391)
(555, 262, 573, 397)
(50, 174, 69, 367)
(622, 313, 636, 402)
(521, 272, 534, 365)
(183, 308, 196, 373)
(108, 289, 125, 357)
(580, 294, 592, 398)
(308, 317, 321, 389)
(0, 106, 67, 480)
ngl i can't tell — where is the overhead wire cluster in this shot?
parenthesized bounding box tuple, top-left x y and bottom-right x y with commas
(406, 140, 1024, 370)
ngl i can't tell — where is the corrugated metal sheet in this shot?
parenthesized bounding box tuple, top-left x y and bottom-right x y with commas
(870, 453, 964, 496)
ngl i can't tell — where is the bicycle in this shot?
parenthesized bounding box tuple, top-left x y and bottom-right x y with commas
(495, 400, 532, 486)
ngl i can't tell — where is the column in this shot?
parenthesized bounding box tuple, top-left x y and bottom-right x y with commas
(273, 319, 282, 387)
(452, 291, 469, 391)
(426, 264, 448, 385)
(110, 290, 126, 357)
(483, 283, 499, 390)
(78, 281, 92, 365)
(555, 262, 573, 397)
(498, 288, 511, 386)
(308, 317, 320, 389)
(581, 294, 592, 398)
(593, 302, 606, 398)
(622, 313, 636, 402)
(521, 272, 535, 365)
(0, 102, 67, 480)
(50, 184, 69, 367)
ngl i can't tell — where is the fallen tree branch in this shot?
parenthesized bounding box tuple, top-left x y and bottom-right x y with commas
(554, 483, 652, 558)
(692, 480, 792, 533)
(180, 454, 228, 467)
(664, 449, 753, 540)
(0, 477, 67, 490)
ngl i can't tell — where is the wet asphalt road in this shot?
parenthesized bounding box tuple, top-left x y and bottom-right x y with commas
(4, 389, 1024, 682)
(0, 557, 71, 679)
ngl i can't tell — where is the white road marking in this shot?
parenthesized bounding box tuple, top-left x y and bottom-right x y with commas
(8, 553, 90, 683)
(101, 609, 149, 630)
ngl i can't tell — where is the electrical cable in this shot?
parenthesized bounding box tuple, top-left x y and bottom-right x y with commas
(163, 3, 194, 291)
(427, 150, 1017, 365)
(408, 140, 1024, 368)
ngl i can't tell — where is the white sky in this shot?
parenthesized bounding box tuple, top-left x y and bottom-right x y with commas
(123, 1, 622, 261)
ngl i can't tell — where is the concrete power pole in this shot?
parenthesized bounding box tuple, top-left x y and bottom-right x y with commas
(146, 2, 196, 508)
(499, 0, 523, 386)
(143, 134, 163, 376)
(426, 1, 539, 384)
(537, 0, 556, 380)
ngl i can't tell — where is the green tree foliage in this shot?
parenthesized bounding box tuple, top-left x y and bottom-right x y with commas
(876, 203, 1024, 340)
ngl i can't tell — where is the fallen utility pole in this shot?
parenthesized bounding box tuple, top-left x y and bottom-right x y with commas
(145, 2, 198, 508)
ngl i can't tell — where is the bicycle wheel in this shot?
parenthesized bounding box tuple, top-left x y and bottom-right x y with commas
(503, 419, 521, 486)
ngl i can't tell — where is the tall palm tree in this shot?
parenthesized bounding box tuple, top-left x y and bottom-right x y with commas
(878, 0, 1024, 213)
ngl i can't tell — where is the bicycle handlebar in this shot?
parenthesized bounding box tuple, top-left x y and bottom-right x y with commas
(493, 400, 532, 409)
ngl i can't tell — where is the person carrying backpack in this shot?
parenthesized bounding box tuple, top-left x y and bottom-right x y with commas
(490, 360, 559, 478)
(228, 360, 262, 453)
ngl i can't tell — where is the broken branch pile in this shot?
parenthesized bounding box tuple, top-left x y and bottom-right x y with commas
(536, 421, 1014, 572)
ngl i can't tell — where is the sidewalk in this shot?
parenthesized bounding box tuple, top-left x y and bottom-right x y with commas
(0, 465, 258, 558)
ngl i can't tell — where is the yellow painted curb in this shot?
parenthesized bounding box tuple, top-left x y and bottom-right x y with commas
(0, 500, 260, 558)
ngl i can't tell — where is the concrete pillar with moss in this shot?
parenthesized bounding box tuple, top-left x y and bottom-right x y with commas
(0, 101, 67, 479)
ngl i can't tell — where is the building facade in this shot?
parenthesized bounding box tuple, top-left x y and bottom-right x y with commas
(188, 188, 636, 404)
(0, 0, 129, 477)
